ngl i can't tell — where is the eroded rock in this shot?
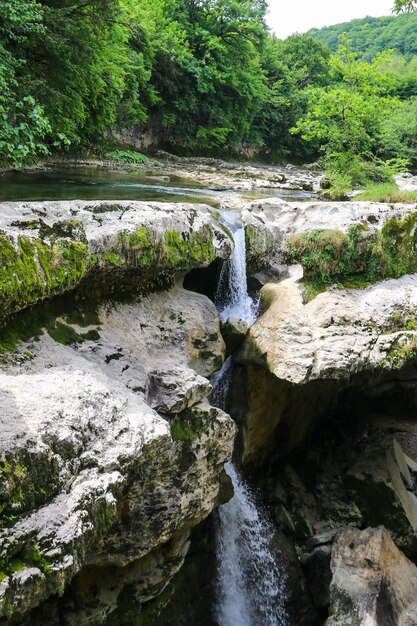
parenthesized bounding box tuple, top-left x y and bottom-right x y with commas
(0, 201, 232, 320)
(0, 284, 235, 624)
(220, 317, 248, 357)
(327, 527, 417, 626)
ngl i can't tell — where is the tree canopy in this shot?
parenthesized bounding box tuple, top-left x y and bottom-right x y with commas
(1, 0, 417, 188)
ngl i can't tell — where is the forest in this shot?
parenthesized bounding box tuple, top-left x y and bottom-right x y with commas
(1, 0, 417, 199)
(308, 11, 417, 61)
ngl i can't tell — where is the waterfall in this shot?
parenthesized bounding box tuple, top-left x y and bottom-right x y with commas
(211, 211, 288, 626)
(215, 214, 257, 326)
(215, 463, 288, 626)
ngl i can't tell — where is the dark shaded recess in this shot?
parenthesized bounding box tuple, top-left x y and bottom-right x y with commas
(105, 516, 218, 626)
(183, 259, 223, 301)
(230, 362, 417, 626)
(0, 266, 178, 353)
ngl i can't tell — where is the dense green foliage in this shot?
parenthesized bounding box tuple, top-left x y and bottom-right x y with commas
(1, 0, 417, 178)
(308, 13, 417, 61)
(0, 0, 331, 166)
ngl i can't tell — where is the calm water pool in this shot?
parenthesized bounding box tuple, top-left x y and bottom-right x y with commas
(0, 166, 313, 204)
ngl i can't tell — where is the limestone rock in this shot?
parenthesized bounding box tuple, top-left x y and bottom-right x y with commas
(346, 439, 417, 558)
(239, 269, 417, 386)
(241, 209, 276, 272)
(147, 367, 212, 415)
(326, 526, 417, 626)
(243, 199, 417, 263)
(0, 200, 232, 320)
(396, 172, 417, 192)
(236, 265, 417, 466)
(0, 284, 235, 623)
(220, 317, 248, 356)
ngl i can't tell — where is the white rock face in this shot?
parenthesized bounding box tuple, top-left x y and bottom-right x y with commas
(242, 198, 417, 263)
(327, 527, 417, 626)
(240, 268, 417, 385)
(0, 282, 235, 622)
(0, 200, 229, 258)
(396, 172, 417, 192)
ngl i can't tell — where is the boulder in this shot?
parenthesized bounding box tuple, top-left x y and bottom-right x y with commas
(327, 526, 417, 626)
(147, 367, 212, 415)
(346, 439, 417, 559)
(239, 269, 417, 386)
(220, 317, 248, 356)
(241, 209, 276, 272)
(237, 265, 417, 466)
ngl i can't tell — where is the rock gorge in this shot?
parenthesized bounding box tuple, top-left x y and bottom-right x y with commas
(2, 192, 417, 624)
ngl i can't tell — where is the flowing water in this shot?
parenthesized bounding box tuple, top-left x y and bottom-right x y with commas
(215, 212, 258, 326)
(211, 212, 288, 626)
(215, 464, 288, 626)
(0, 166, 221, 204)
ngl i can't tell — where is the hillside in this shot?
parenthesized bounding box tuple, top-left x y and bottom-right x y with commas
(308, 12, 417, 60)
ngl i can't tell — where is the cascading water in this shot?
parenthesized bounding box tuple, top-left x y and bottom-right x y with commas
(215, 464, 288, 626)
(212, 211, 288, 626)
(215, 213, 258, 326)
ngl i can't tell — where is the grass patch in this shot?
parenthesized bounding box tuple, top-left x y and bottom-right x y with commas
(356, 182, 417, 203)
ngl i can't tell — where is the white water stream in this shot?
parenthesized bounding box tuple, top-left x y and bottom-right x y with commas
(212, 214, 288, 626)
(215, 214, 258, 326)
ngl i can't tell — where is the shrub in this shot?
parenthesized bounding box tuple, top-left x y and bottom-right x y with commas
(105, 149, 148, 164)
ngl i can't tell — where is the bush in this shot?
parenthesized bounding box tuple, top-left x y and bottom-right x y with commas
(105, 149, 148, 165)
(322, 151, 410, 198)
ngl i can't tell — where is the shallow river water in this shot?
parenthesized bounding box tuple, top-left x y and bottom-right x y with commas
(0, 165, 313, 204)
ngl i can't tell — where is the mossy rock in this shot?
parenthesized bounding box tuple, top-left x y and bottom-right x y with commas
(287, 212, 417, 288)
(0, 219, 220, 324)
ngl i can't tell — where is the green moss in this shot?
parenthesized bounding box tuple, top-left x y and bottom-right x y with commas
(381, 339, 417, 370)
(170, 421, 196, 442)
(288, 213, 417, 291)
(116, 225, 216, 273)
(102, 251, 119, 266)
(164, 226, 215, 268)
(170, 409, 205, 443)
(0, 543, 52, 596)
(0, 230, 89, 319)
(0, 220, 218, 328)
(47, 321, 83, 345)
(30, 545, 52, 575)
(0, 289, 103, 354)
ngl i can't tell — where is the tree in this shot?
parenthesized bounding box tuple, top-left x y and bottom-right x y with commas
(378, 97, 417, 167)
(394, 0, 417, 12)
(0, 0, 52, 167)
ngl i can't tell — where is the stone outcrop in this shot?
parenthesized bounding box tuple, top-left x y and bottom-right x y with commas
(235, 265, 417, 467)
(0, 197, 236, 625)
(0, 200, 232, 320)
(240, 268, 417, 387)
(70, 154, 323, 194)
(242, 198, 417, 261)
(220, 317, 248, 357)
(327, 527, 417, 626)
